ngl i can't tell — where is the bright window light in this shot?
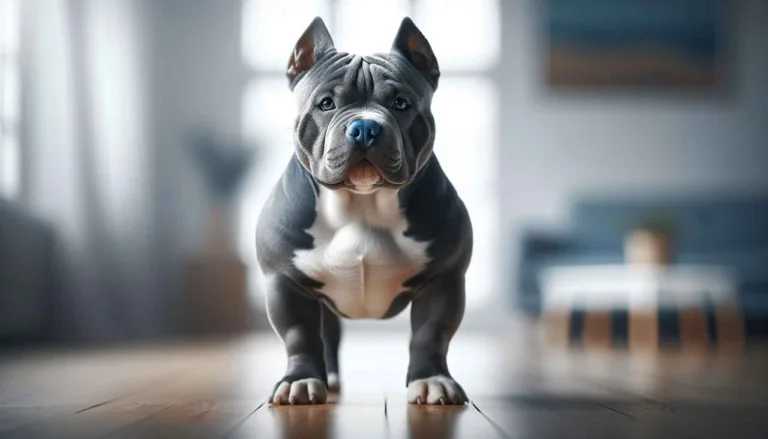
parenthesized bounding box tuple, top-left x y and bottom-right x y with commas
(2, 59, 19, 123)
(242, 78, 295, 146)
(335, 0, 410, 54)
(432, 78, 499, 192)
(414, 0, 500, 70)
(0, 0, 20, 53)
(1, 0, 21, 199)
(242, 0, 331, 71)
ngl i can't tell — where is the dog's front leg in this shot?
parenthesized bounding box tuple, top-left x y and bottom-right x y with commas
(406, 272, 468, 405)
(266, 275, 327, 405)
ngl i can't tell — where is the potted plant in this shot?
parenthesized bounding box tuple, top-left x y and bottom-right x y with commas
(183, 130, 256, 335)
(624, 213, 677, 266)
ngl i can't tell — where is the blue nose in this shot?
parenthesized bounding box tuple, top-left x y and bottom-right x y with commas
(346, 119, 380, 147)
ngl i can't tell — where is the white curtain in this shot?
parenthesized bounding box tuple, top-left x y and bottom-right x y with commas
(22, 0, 158, 341)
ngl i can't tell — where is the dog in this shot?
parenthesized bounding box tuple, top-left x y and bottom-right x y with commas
(256, 17, 472, 405)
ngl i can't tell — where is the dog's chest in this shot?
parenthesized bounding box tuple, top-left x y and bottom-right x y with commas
(293, 188, 430, 319)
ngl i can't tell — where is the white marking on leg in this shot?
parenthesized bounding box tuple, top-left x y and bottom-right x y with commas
(407, 375, 464, 405)
(270, 378, 327, 405)
(327, 372, 340, 391)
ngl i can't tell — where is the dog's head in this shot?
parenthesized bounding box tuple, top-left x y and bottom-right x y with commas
(286, 17, 439, 194)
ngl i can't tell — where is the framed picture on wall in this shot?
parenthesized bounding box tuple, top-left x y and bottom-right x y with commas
(544, 0, 727, 90)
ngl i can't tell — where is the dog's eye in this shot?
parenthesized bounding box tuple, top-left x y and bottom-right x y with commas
(319, 97, 336, 111)
(393, 97, 409, 111)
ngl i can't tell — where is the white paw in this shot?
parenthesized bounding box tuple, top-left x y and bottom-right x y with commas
(269, 378, 327, 405)
(407, 375, 466, 405)
(327, 372, 340, 392)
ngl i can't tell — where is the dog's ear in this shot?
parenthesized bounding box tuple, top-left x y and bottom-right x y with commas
(287, 17, 335, 88)
(391, 17, 439, 88)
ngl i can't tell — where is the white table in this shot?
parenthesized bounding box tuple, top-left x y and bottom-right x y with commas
(539, 264, 745, 352)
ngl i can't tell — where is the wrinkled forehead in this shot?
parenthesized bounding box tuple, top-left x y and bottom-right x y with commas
(293, 50, 435, 100)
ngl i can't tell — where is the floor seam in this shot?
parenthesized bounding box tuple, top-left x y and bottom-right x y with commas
(598, 403, 638, 420)
(97, 404, 173, 439)
(221, 401, 265, 438)
(76, 367, 196, 414)
(76, 397, 123, 414)
(470, 400, 516, 439)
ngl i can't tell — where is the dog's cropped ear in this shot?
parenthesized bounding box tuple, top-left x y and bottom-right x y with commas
(392, 17, 440, 88)
(287, 17, 335, 88)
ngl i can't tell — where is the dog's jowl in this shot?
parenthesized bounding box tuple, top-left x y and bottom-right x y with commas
(255, 17, 472, 406)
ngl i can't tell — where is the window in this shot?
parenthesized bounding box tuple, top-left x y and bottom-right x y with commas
(240, 0, 500, 310)
(0, 0, 21, 198)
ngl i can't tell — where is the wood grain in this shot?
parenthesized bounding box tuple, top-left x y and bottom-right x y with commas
(0, 333, 766, 438)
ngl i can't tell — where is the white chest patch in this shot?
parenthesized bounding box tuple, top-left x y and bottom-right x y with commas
(293, 187, 430, 319)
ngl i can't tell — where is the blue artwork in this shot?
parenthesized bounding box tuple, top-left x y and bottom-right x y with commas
(545, 0, 725, 89)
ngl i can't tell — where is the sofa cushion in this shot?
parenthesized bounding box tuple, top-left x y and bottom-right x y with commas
(570, 197, 768, 252)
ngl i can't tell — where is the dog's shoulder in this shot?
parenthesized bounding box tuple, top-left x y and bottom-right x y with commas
(256, 156, 318, 274)
(399, 155, 473, 282)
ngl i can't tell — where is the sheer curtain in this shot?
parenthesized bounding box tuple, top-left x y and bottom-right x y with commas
(21, 0, 157, 341)
(1, 0, 21, 198)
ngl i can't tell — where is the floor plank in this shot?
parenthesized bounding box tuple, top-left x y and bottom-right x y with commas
(232, 396, 387, 439)
(113, 401, 260, 439)
(387, 399, 504, 439)
(3, 404, 170, 439)
(0, 407, 75, 437)
(1, 333, 767, 438)
(473, 397, 643, 439)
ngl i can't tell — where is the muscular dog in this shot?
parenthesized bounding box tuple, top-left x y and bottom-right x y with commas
(256, 17, 472, 405)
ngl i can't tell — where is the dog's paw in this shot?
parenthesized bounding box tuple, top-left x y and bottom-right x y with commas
(327, 372, 341, 393)
(269, 378, 327, 405)
(407, 375, 467, 405)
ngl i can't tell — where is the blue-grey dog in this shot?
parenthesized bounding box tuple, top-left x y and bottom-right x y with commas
(256, 17, 471, 405)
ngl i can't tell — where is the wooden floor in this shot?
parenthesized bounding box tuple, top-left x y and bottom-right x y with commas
(1, 329, 767, 438)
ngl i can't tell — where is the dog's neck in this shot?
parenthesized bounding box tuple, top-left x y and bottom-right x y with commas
(316, 186, 405, 232)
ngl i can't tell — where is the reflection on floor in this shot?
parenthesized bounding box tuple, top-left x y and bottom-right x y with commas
(0, 330, 767, 438)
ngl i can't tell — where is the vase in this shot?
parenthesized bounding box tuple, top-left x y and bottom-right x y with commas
(624, 228, 672, 266)
(182, 205, 250, 336)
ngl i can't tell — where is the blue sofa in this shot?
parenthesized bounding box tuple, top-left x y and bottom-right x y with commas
(516, 196, 768, 337)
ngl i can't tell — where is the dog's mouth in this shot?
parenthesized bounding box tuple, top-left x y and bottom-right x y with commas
(343, 159, 385, 192)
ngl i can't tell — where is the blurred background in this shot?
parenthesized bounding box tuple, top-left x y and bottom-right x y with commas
(1, 0, 767, 349)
